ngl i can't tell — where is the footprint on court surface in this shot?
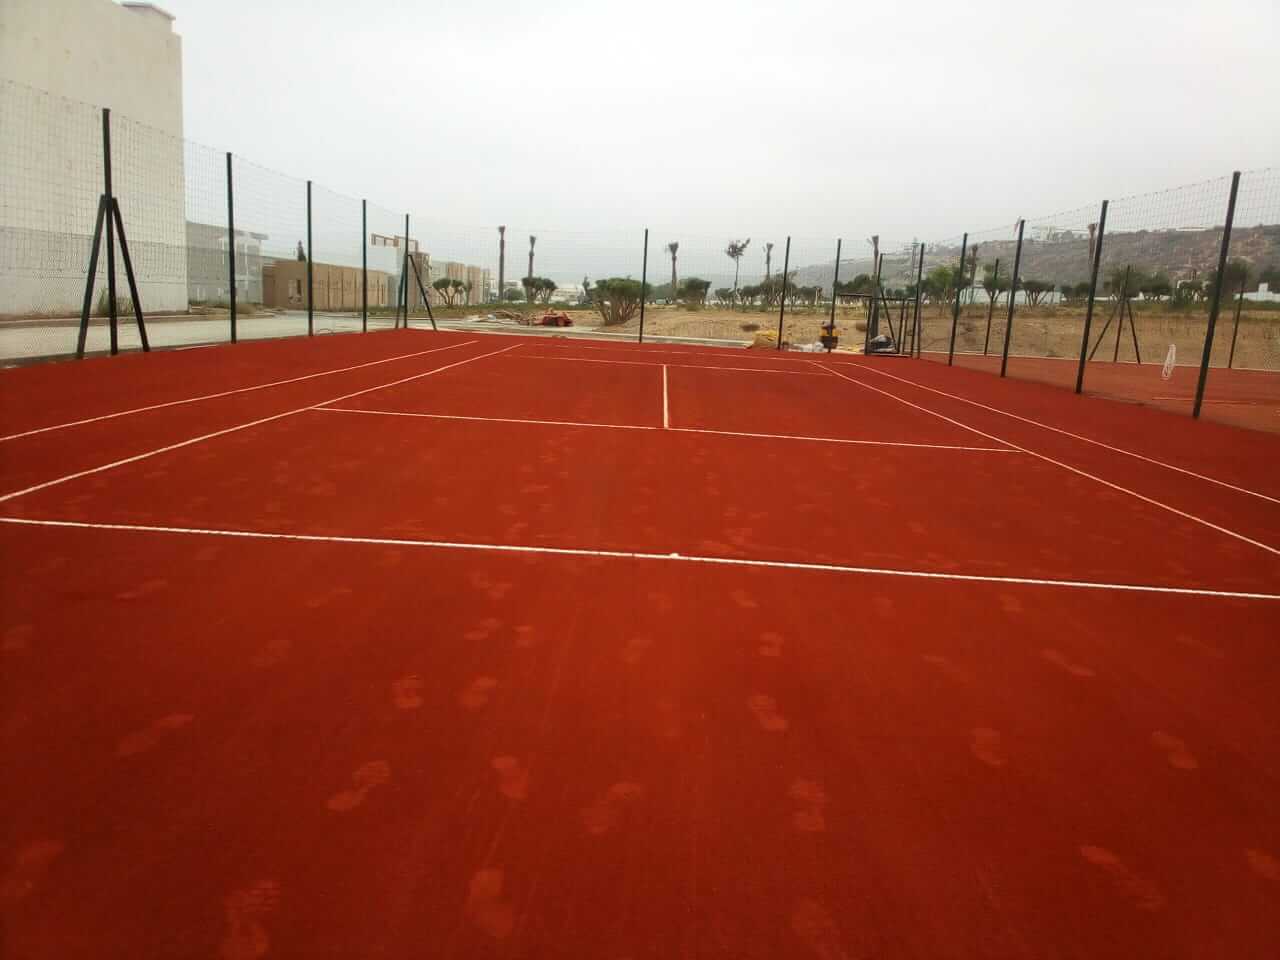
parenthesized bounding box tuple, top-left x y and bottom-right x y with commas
(1151, 731, 1198, 770)
(458, 676, 498, 711)
(647, 591, 674, 614)
(1245, 848, 1280, 881)
(580, 782, 644, 836)
(758, 632, 784, 658)
(788, 780, 828, 833)
(791, 898, 849, 959)
(1041, 648, 1095, 678)
(998, 593, 1024, 616)
(747, 694, 789, 733)
(326, 761, 391, 812)
(621, 635, 653, 665)
(1174, 632, 1225, 660)
(491, 756, 530, 801)
(0, 840, 64, 903)
(1079, 845, 1165, 911)
(465, 868, 515, 940)
(115, 578, 169, 601)
(730, 589, 758, 609)
(116, 713, 194, 758)
(392, 675, 424, 710)
(220, 879, 280, 960)
(464, 617, 504, 642)
(2, 623, 33, 654)
(970, 727, 1006, 768)
(250, 635, 290, 669)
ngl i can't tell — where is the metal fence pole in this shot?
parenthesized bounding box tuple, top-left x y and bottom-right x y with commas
(401, 213, 411, 329)
(306, 179, 314, 336)
(226, 152, 237, 343)
(639, 228, 648, 343)
(1112, 266, 1130, 363)
(946, 233, 968, 366)
(912, 243, 924, 357)
(1075, 200, 1108, 393)
(361, 199, 368, 333)
(1193, 171, 1241, 418)
(998, 219, 1025, 377)
(827, 238, 842, 351)
(775, 236, 791, 350)
(1227, 282, 1245, 369)
(982, 259, 999, 356)
(102, 108, 119, 355)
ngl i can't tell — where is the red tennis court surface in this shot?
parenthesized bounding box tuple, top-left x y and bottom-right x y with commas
(2, 329, 1278, 958)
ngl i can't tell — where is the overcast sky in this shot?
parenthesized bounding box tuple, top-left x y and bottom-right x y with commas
(167, 0, 1277, 254)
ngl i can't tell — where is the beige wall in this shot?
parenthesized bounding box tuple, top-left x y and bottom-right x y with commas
(263, 260, 390, 311)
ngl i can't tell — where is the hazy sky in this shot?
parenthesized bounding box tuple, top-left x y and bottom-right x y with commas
(167, 0, 1277, 249)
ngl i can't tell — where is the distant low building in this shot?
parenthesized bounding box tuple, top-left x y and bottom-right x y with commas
(262, 260, 391, 311)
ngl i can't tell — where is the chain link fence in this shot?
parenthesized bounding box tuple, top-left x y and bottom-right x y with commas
(1, 77, 1277, 431)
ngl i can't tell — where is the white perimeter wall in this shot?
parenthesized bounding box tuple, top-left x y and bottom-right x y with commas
(0, 0, 187, 315)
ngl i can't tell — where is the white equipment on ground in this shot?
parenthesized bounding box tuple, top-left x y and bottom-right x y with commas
(1161, 344, 1176, 380)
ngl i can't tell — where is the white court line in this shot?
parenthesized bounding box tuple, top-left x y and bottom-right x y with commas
(844, 360, 1280, 507)
(815, 362, 1280, 558)
(0, 338, 475, 443)
(510, 353, 830, 375)
(2, 515, 1275, 601)
(662, 365, 670, 429)
(316, 407, 658, 432)
(0, 343, 517, 505)
(529, 342, 808, 364)
(314, 406, 1018, 452)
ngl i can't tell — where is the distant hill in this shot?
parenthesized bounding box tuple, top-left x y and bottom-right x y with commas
(794, 225, 1280, 290)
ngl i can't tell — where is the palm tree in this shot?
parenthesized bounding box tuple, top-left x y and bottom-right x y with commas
(725, 238, 751, 292)
(666, 242, 679, 300)
(765, 241, 774, 279)
(497, 226, 506, 303)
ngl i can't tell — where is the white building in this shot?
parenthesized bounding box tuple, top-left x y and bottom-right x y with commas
(0, 0, 187, 315)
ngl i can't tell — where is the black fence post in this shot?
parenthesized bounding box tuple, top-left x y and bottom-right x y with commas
(102, 108, 119, 355)
(1193, 171, 1241, 418)
(982, 259, 999, 356)
(76, 198, 108, 357)
(826, 238, 842, 351)
(947, 233, 968, 366)
(775, 236, 791, 350)
(306, 179, 314, 336)
(1075, 200, 1108, 393)
(1227, 282, 1245, 369)
(1112, 266, 1131, 363)
(912, 243, 925, 357)
(400, 213, 410, 329)
(639, 228, 648, 343)
(226, 152, 237, 343)
(999, 219, 1025, 377)
(361, 199, 368, 333)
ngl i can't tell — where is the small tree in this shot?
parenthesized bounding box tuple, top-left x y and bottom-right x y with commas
(1141, 273, 1172, 300)
(715, 286, 734, 307)
(591, 278, 649, 325)
(521, 275, 536, 303)
(502, 288, 523, 303)
(982, 265, 1009, 307)
(451, 278, 467, 305)
(1258, 264, 1280, 290)
(537, 277, 557, 304)
(739, 284, 761, 308)
(725, 238, 751, 291)
(679, 277, 711, 306)
(1022, 279, 1054, 307)
(1207, 258, 1252, 301)
(432, 276, 455, 306)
